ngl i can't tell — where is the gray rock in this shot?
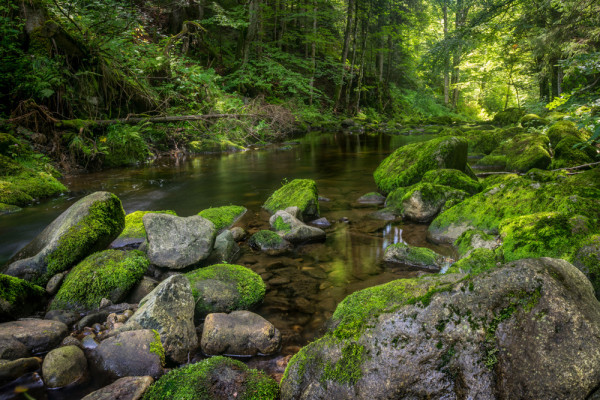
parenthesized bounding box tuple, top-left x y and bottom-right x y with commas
(0, 337, 29, 360)
(356, 193, 386, 205)
(45, 272, 66, 295)
(269, 210, 305, 231)
(61, 335, 84, 350)
(281, 258, 600, 399)
(115, 275, 197, 363)
(284, 206, 302, 219)
(144, 214, 216, 269)
(201, 311, 281, 356)
(368, 207, 400, 221)
(3, 192, 125, 285)
(76, 311, 110, 331)
(0, 319, 67, 354)
(309, 217, 331, 228)
(42, 345, 87, 388)
(207, 230, 240, 264)
(230, 227, 246, 241)
(248, 230, 291, 254)
(92, 330, 163, 379)
(0, 357, 41, 385)
(270, 210, 326, 243)
(82, 376, 154, 400)
(383, 243, 445, 271)
(126, 277, 158, 304)
(45, 309, 81, 327)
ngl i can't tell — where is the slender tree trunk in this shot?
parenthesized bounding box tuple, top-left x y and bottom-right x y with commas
(355, 14, 369, 114)
(243, 0, 260, 66)
(451, 0, 468, 108)
(309, 1, 317, 105)
(333, 0, 355, 111)
(345, 1, 359, 109)
(443, 1, 450, 106)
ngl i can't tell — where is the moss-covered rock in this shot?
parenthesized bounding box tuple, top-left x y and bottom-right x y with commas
(476, 154, 507, 169)
(572, 235, 600, 299)
(115, 210, 177, 245)
(499, 212, 593, 263)
(185, 264, 265, 321)
(0, 181, 33, 206)
(429, 168, 600, 243)
(0, 274, 45, 322)
(550, 135, 597, 169)
(480, 173, 520, 189)
(4, 192, 126, 286)
(248, 230, 290, 253)
(143, 356, 278, 400)
(188, 139, 246, 154)
(520, 114, 548, 128)
(547, 120, 589, 147)
(484, 134, 551, 172)
(0, 203, 21, 215)
(421, 169, 481, 195)
(383, 243, 445, 271)
(465, 128, 523, 155)
(445, 248, 498, 274)
(198, 205, 247, 231)
(263, 179, 319, 220)
(51, 250, 148, 311)
(454, 229, 499, 258)
(373, 136, 469, 194)
(492, 107, 525, 125)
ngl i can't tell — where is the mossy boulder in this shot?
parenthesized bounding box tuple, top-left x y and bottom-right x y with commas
(429, 168, 600, 243)
(550, 135, 597, 169)
(281, 258, 600, 399)
(50, 250, 148, 311)
(492, 107, 525, 125)
(383, 243, 445, 271)
(4, 192, 125, 286)
(464, 128, 522, 155)
(520, 114, 548, 128)
(547, 120, 589, 147)
(0, 133, 19, 156)
(248, 230, 291, 253)
(373, 136, 469, 194)
(263, 179, 320, 220)
(572, 235, 600, 299)
(143, 356, 278, 400)
(446, 248, 498, 274)
(480, 134, 551, 172)
(0, 181, 34, 206)
(421, 169, 481, 195)
(185, 264, 265, 321)
(454, 229, 499, 258)
(188, 139, 246, 154)
(198, 205, 247, 232)
(386, 183, 468, 223)
(0, 203, 21, 215)
(116, 210, 177, 245)
(42, 345, 87, 388)
(499, 212, 593, 263)
(0, 274, 45, 322)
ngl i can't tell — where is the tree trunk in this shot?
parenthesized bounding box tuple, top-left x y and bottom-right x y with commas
(355, 15, 369, 114)
(243, 0, 260, 66)
(333, 0, 355, 111)
(443, 1, 450, 106)
(345, 1, 359, 109)
(309, 2, 317, 106)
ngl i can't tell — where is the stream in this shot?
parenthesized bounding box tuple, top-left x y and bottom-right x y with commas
(0, 130, 457, 399)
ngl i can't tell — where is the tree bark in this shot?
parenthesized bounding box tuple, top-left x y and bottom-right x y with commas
(333, 0, 355, 111)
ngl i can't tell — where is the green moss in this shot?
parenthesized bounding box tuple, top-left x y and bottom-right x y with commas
(272, 215, 291, 233)
(118, 210, 177, 240)
(263, 179, 319, 219)
(550, 135, 596, 169)
(482, 134, 551, 172)
(198, 205, 247, 231)
(499, 212, 593, 262)
(493, 108, 524, 125)
(446, 249, 497, 275)
(547, 120, 589, 147)
(520, 114, 548, 128)
(477, 154, 507, 169)
(480, 174, 519, 189)
(572, 235, 600, 298)
(143, 356, 278, 400)
(0, 202, 21, 215)
(421, 169, 481, 195)
(149, 329, 165, 366)
(385, 243, 442, 268)
(248, 230, 285, 250)
(42, 194, 126, 285)
(0, 181, 33, 206)
(464, 128, 521, 155)
(0, 133, 19, 156)
(373, 136, 469, 194)
(188, 139, 246, 154)
(50, 250, 148, 310)
(0, 274, 45, 306)
(385, 182, 468, 220)
(56, 119, 94, 131)
(185, 264, 265, 314)
(321, 342, 365, 385)
(454, 229, 496, 257)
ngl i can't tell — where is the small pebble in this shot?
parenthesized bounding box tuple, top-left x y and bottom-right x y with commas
(123, 309, 134, 319)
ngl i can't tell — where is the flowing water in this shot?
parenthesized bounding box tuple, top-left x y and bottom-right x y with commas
(0, 131, 457, 398)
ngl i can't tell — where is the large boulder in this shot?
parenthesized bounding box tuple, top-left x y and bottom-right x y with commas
(386, 183, 468, 223)
(281, 258, 600, 399)
(547, 120, 589, 147)
(185, 264, 265, 322)
(263, 179, 320, 221)
(421, 168, 481, 195)
(477, 134, 551, 172)
(113, 210, 176, 248)
(91, 330, 164, 379)
(198, 205, 247, 232)
(201, 311, 281, 356)
(81, 376, 154, 400)
(373, 136, 469, 194)
(3, 191, 125, 285)
(144, 213, 216, 269)
(114, 275, 197, 364)
(550, 135, 597, 169)
(0, 274, 45, 321)
(0, 319, 67, 354)
(42, 345, 87, 388)
(492, 107, 525, 125)
(51, 250, 148, 311)
(383, 243, 445, 271)
(143, 356, 278, 400)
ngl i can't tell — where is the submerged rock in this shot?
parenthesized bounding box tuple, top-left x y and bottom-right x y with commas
(50, 250, 148, 311)
(114, 275, 197, 364)
(281, 258, 600, 399)
(0, 357, 41, 385)
(143, 356, 279, 400)
(263, 179, 320, 221)
(81, 376, 154, 400)
(144, 213, 216, 269)
(42, 345, 87, 388)
(356, 192, 386, 205)
(185, 264, 265, 322)
(373, 136, 469, 194)
(383, 243, 445, 271)
(3, 191, 125, 286)
(201, 310, 281, 356)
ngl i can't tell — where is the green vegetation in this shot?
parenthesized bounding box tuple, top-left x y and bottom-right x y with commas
(118, 210, 177, 240)
(454, 229, 497, 257)
(385, 243, 443, 269)
(446, 249, 498, 275)
(198, 205, 247, 231)
(248, 230, 286, 251)
(143, 356, 278, 400)
(0, 274, 45, 312)
(272, 216, 292, 233)
(263, 179, 319, 219)
(421, 169, 481, 195)
(149, 329, 165, 367)
(50, 250, 148, 310)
